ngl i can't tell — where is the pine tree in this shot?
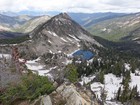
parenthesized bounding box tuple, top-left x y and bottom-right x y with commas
(98, 71, 104, 84)
(120, 73, 130, 103)
(134, 85, 139, 98)
(129, 85, 139, 102)
(66, 64, 78, 83)
(101, 87, 106, 103)
(117, 87, 121, 101)
(130, 59, 137, 73)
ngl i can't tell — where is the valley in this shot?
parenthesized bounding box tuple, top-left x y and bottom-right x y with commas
(86, 13, 140, 42)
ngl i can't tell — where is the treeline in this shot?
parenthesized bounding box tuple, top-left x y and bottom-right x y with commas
(0, 35, 30, 44)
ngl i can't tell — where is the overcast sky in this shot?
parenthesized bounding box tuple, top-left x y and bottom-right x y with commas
(0, 0, 140, 13)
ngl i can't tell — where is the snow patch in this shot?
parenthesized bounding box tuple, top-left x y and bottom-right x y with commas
(48, 31, 52, 34)
(105, 101, 122, 105)
(124, 63, 131, 71)
(25, 58, 57, 76)
(67, 37, 73, 41)
(49, 50, 53, 53)
(62, 59, 72, 65)
(129, 73, 140, 93)
(77, 43, 80, 47)
(67, 49, 80, 57)
(0, 54, 11, 59)
(91, 82, 104, 100)
(68, 34, 80, 41)
(48, 40, 52, 44)
(90, 74, 123, 100)
(48, 31, 58, 37)
(79, 75, 95, 85)
(60, 37, 68, 42)
(52, 32, 58, 37)
(132, 37, 140, 41)
(102, 28, 107, 32)
(58, 50, 62, 53)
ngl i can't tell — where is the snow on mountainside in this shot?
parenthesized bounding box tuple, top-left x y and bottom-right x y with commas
(79, 63, 140, 105)
(29, 13, 102, 55)
(21, 57, 57, 77)
(0, 14, 33, 29)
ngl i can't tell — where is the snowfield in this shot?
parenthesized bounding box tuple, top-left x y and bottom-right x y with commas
(130, 73, 140, 92)
(23, 58, 57, 76)
(90, 74, 123, 100)
(104, 74, 123, 100)
(80, 71, 140, 102)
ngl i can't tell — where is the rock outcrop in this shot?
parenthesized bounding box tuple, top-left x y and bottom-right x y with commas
(31, 83, 100, 105)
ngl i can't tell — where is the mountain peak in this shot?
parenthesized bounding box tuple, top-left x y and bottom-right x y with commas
(54, 13, 71, 19)
(30, 13, 101, 55)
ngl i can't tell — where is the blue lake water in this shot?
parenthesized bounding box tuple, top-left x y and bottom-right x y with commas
(72, 50, 94, 60)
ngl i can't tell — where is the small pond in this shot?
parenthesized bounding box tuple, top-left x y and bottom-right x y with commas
(72, 50, 95, 60)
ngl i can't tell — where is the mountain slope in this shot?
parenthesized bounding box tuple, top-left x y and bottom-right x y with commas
(15, 15, 51, 33)
(87, 13, 140, 42)
(0, 14, 33, 29)
(0, 14, 50, 39)
(29, 13, 101, 55)
(69, 12, 127, 27)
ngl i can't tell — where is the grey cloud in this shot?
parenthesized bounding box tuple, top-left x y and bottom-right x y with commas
(0, 0, 140, 13)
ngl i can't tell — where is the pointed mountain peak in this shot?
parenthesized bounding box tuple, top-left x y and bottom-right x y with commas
(30, 13, 101, 55)
(54, 12, 71, 19)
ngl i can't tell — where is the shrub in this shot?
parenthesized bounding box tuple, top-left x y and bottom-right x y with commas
(65, 64, 79, 83)
(0, 74, 55, 105)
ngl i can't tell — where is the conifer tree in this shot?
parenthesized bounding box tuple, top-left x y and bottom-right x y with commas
(98, 71, 104, 84)
(117, 87, 121, 101)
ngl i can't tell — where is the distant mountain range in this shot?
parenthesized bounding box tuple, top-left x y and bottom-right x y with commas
(68, 12, 127, 27)
(0, 14, 33, 38)
(86, 13, 140, 42)
(0, 14, 51, 38)
(0, 14, 33, 28)
(14, 15, 51, 33)
(0, 11, 140, 45)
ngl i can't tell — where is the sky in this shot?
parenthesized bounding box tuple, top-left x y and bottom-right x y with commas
(0, 0, 140, 13)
